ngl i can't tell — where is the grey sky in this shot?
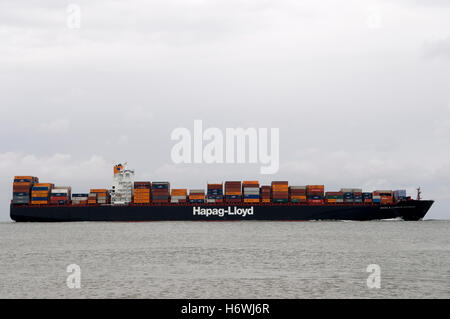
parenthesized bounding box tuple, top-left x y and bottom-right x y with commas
(1, 0, 449, 220)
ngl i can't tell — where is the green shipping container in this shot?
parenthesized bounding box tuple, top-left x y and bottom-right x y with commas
(273, 199, 289, 203)
(326, 195, 344, 199)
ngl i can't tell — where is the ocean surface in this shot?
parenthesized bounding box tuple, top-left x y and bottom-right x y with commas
(0, 220, 448, 298)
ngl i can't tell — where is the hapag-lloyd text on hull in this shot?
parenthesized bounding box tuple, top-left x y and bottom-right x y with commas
(193, 206, 254, 217)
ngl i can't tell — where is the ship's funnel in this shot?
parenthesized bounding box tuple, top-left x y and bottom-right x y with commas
(114, 164, 123, 175)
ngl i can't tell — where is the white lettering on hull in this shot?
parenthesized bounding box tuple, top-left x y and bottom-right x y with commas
(192, 206, 254, 217)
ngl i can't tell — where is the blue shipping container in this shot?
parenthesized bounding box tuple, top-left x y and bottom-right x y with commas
(32, 187, 50, 191)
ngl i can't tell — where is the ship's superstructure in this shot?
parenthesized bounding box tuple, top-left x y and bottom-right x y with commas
(110, 163, 134, 205)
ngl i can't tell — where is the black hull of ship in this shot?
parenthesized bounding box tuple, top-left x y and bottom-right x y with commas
(10, 200, 433, 222)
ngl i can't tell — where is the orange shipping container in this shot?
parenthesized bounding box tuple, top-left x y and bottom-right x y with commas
(32, 190, 49, 194)
(14, 176, 34, 180)
(13, 182, 32, 187)
(31, 201, 48, 205)
(134, 193, 149, 197)
(225, 191, 242, 195)
(171, 189, 187, 195)
(90, 189, 108, 193)
(189, 195, 205, 200)
(72, 200, 88, 205)
(272, 185, 289, 190)
(134, 194, 150, 197)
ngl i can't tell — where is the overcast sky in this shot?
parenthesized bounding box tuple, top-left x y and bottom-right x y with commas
(1, 0, 449, 220)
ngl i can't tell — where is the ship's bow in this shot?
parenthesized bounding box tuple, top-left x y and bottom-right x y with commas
(400, 200, 434, 221)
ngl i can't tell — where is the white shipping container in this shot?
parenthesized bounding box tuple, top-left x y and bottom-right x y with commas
(171, 195, 186, 200)
(190, 189, 205, 193)
(52, 188, 70, 193)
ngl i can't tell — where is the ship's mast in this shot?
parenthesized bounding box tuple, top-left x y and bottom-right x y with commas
(416, 187, 421, 201)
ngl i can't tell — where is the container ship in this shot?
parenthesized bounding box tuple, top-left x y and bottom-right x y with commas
(10, 163, 433, 222)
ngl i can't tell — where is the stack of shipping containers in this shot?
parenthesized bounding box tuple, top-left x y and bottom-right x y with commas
(31, 183, 53, 205)
(50, 186, 71, 205)
(11, 173, 402, 208)
(225, 181, 241, 203)
(272, 181, 289, 203)
(363, 192, 373, 203)
(372, 191, 381, 204)
(171, 189, 187, 203)
(12, 176, 38, 204)
(88, 192, 97, 204)
(341, 188, 354, 203)
(306, 185, 324, 204)
(96, 189, 109, 204)
(393, 190, 407, 202)
(290, 186, 307, 203)
(243, 181, 260, 203)
(72, 193, 88, 205)
(87, 189, 109, 204)
(325, 191, 343, 204)
(189, 189, 205, 203)
(353, 189, 363, 203)
(133, 182, 151, 204)
(152, 182, 170, 203)
(260, 186, 271, 203)
(206, 184, 223, 203)
(377, 190, 393, 204)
